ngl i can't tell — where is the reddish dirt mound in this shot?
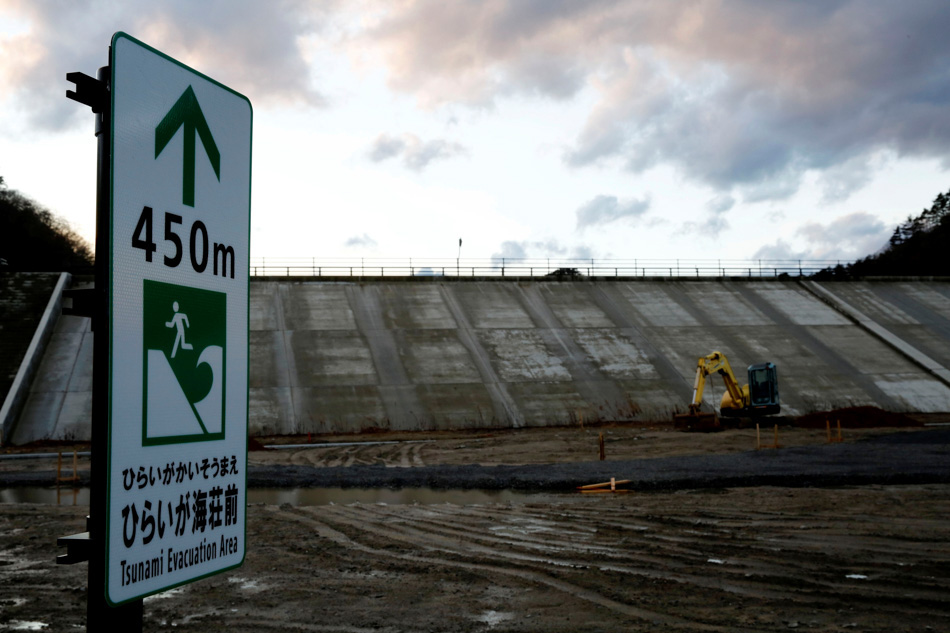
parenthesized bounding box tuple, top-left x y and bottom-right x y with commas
(0, 440, 90, 455)
(795, 406, 922, 429)
(248, 436, 269, 451)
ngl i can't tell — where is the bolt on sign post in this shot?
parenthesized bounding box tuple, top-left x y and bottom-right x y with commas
(107, 32, 251, 605)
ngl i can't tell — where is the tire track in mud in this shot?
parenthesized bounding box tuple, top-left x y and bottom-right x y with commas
(264, 504, 746, 632)
(0, 506, 87, 631)
(535, 502, 950, 608)
(3, 488, 950, 632)
(227, 622, 383, 633)
(264, 494, 950, 629)
(321, 502, 893, 608)
(266, 442, 430, 469)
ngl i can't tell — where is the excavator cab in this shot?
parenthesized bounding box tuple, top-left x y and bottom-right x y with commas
(746, 362, 780, 415)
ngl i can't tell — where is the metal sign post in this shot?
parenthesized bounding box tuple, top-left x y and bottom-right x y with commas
(62, 32, 251, 629)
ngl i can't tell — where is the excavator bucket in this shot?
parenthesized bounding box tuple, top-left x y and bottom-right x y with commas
(673, 411, 721, 432)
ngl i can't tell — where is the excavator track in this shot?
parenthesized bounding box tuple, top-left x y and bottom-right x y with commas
(673, 411, 720, 432)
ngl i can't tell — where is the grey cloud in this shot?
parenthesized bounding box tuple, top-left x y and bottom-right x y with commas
(1, 0, 325, 132)
(490, 238, 595, 265)
(368, 135, 407, 162)
(404, 139, 467, 171)
(684, 215, 729, 239)
(367, 133, 467, 171)
(13, 0, 950, 206)
(706, 195, 735, 215)
(357, 0, 600, 108)
(534, 239, 569, 256)
(796, 211, 889, 257)
(357, 1, 950, 202)
(750, 239, 810, 261)
(752, 211, 889, 261)
(818, 156, 875, 205)
(682, 195, 734, 238)
(566, 2, 950, 201)
(576, 194, 650, 230)
(492, 240, 528, 261)
(506, 51, 587, 100)
(570, 244, 594, 260)
(345, 233, 377, 248)
(740, 170, 804, 204)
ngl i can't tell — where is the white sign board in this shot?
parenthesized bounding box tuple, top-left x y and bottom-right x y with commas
(106, 32, 251, 605)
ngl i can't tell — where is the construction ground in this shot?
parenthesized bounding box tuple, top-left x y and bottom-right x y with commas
(1, 418, 949, 632)
(1, 275, 949, 630)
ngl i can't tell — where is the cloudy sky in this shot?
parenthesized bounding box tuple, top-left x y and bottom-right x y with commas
(2, 0, 949, 265)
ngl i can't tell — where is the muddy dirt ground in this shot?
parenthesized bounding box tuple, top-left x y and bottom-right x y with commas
(3, 419, 933, 474)
(1, 421, 949, 631)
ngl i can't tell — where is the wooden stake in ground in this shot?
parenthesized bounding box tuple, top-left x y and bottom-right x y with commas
(598, 433, 605, 461)
(56, 450, 79, 485)
(578, 478, 631, 494)
(757, 423, 780, 449)
(827, 419, 844, 443)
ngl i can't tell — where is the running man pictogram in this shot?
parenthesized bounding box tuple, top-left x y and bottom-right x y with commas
(144, 280, 227, 445)
(165, 301, 194, 358)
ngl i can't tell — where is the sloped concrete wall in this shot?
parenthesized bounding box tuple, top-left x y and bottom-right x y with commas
(0, 272, 69, 443)
(11, 278, 950, 443)
(246, 278, 950, 435)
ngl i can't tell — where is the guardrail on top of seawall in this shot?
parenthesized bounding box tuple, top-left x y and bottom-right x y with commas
(249, 257, 851, 279)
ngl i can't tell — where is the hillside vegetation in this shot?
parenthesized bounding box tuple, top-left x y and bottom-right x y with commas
(815, 189, 950, 278)
(0, 176, 93, 272)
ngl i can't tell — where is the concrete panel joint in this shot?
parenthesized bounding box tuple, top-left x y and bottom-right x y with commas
(801, 280, 950, 388)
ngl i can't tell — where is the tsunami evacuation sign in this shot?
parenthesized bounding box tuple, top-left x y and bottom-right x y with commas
(106, 32, 251, 605)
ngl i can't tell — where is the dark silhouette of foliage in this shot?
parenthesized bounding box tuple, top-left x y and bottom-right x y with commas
(813, 188, 950, 279)
(0, 176, 93, 272)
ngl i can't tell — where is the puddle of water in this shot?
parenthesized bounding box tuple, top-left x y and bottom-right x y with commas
(1, 598, 27, 608)
(228, 576, 264, 591)
(474, 610, 514, 628)
(249, 487, 536, 506)
(7, 621, 48, 631)
(0, 488, 88, 505)
(143, 587, 186, 603)
(0, 487, 538, 507)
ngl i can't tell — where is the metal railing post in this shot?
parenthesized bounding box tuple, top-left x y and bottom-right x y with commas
(243, 257, 850, 279)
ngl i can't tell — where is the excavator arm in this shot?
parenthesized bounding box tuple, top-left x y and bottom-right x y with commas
(693, 352, 749, 408)
(674, 351, 748, 430)
(688, 351, 746, 413)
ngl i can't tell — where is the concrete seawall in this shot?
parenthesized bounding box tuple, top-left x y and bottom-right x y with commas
(11, 278, 950, 443)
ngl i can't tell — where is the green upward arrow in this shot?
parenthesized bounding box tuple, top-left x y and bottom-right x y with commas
(155, 85, 221, 207)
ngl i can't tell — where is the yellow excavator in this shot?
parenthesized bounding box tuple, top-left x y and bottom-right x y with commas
(674, 351, 780, 431)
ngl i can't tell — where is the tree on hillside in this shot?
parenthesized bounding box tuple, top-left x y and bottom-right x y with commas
(0, 176, 93, 272)
(814, 188, 950, 279)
